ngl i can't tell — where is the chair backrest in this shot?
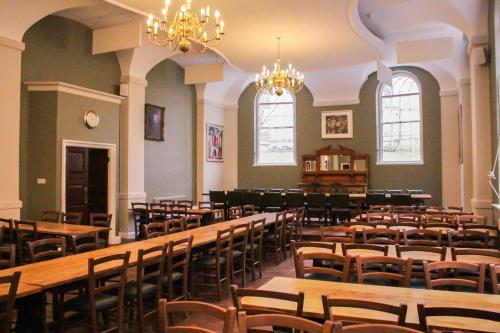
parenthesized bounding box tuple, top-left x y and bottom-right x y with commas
(0, 244, 16, 269)
(490, 264, 500, 294)
(291, 240, 336, 277)
(166, 218, 186, 234)
(392, 205, 415, 213)
(367, 212, 394, 224)
(62, 212, 83, 225)
(423, 261, 486, 293)
(423, 222, 458, 234)
(131, 203, 149, 224)
(396, 213, 422, 223)
(228, 206, 243, 220)
(285, 192, 305, 208)
(216, 227, 234, 261)
(230, 285, 304, 316)
(41, 211, 62, 223)
(158, 300, 236, 333)
(0, 271, 21, 333)
(149, 203, 168, 222)
(425, 214, 455, 224)
(396, 245, 446, 263)
(159, 199, 176, 208)
(417, 304, 500, 333)
(456, 214, 487, 225)
(198, 201, 213, 210)
(341, 243, 388, 256)
(232, 223, 249, 255)
(27, 237, 66, 262)
(0, 218, 14, 244)
(447, 230, 490, 248)
(71, 231, 98, 254)
(212, 208, 225, 222)
(330, 193, 350, 209)
(366, 193, 387, 207)
(356, 256, 413, 287)
(136, 245, 166, 304)
(390, 193, 411, 206)
(307, 193, 327, 207)
(388, 222, 419, 233)
(298, 251, 351, 282)
(333, 323, 421, 333)
(462, 223, 498, 237)
(262, 192, 283, 208)
(403, 229, 442, 246)
(167, 236, 193, 301)
(89, 213, 112, 247)
(185, 215, 201, 230)
(177, 200, 193, 209)
(321, 226, 355, 243)
(242, 204, 256, 216)
(362, 228, 400, 245)
(227, 191, 245, 207)
(322, 295, 408, 326)
(238, 312, 333, 333)
(369, 205, 392, 212)
(250, 219, 265, 249)
(14, 220, 38, 242)
(142, 222, 167, 239)
(271, 212, 286, 240)
(209, 190, 227, 205)
(451, 248, 500, 262)
(244, 191, 262, 207)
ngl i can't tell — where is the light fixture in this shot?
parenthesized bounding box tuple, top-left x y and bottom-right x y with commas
(255, 37, 304, 96)
(146, 0, 225, 53)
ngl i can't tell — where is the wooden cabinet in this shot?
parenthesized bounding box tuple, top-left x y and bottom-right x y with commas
(300, 145, 369, 193)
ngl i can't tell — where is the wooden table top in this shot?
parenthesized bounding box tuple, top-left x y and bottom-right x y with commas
(0, 212, 277, 298)
(299, 243, 500, 265)
(246, 277, 500, 332)
(18, 221, 111, 237)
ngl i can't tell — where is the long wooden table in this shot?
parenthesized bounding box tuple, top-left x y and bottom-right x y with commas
(202, 192, 433, 201)
(299, 243, 500, 265)
(17, 221, 111, 237)
(245, 276, 500, 332)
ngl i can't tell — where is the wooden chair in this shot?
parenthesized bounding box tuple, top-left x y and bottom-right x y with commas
(177, 200, 193, 209)
(283, 210, 302, 258)
(231, 223, 249, 287)
(447, 230, 489, 248)
(247, 219, 265, 281)
(230, 285, 304, 316)
(0, 218, 14, 244)
(367, 212, 394, 224)
(392, 205, 415, 213)
(403, 229, 442, 246)
(321, 226, 356, 243)
(242, 204, 256, 216)
(198, 201, 213, 210)
(41, 211, 62, 223)
(341, 243, 388, 256)
(451, 247, 500, 263)
(298, 251, 351, 282)
(227, 191, 245, 209)
(158, 300, 236, 333)
(27, 237, 66, 262)
(262, 192, 283, 213)
(159, 199, 176, 207)
(264, 212, 285, 265)
(166, 236, 193, 302)
(165, 218, 186, 234)
(388, 222, 419, 235)
(396, 213, 422, 223)
(462, 224, 498, 247)
(142, 222, 167, 239)
(149, 203, 168, 222)
(329, 193, 350, 223)
(423, 261, 486, 293)
(363, 228, 400, 245)
(322, 295, 407, 326)
(291, 241, 337, 277)
(228, 206, 243, 220)
(185, 215, 201, 230)
(417, 304, 500, 333)
(192, 227, 234, 301)
(0, 271, 21, 333)
(71, 232, 98, 254)
(131, 203, 149, 240)
(89, 213, 112, 248)
(356, 256, 413, 287)
(332, 323, 421, 333)
(0, 244, 16, 269)
(306, 193, 328, 224)
(209, 190, 227, 211)
(238, 312, 334, 333)
(490, 264, 499, 294)
(62, 212, 83, 225)
(14, 220, 38, 264)
(396, 245, 446, 281)
(125, 245, 166, 333)
(368, 205, 392, 212)
(212, 208, 225, 223)
(424, 214, 455, 224)
(61, 252, 131, 333)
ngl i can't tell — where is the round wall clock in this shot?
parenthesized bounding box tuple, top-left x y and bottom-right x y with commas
(83, 109, 100, 129)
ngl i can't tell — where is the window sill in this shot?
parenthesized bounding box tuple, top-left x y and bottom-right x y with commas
(376, 161, 424, 166)
(253, 163, 298, 167)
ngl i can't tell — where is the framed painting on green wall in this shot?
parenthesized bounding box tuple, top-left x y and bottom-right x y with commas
(207, 123, 223, 162)
(145, 103, 165, 141)
(321, 110, 353, 139)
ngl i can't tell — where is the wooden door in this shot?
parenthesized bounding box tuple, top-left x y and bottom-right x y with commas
(66, 147, 89, 221)
(88, 149, 108, 217)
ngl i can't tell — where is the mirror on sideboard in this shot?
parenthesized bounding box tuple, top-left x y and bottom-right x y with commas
(320, 154, 351, 171)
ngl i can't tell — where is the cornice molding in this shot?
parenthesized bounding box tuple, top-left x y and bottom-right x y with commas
(120, 75, 148, 87)
(25, 81, 125, 104)
(439, 90, 459, 97)
(313, 98, 360, 107)
(0, 36, 25, 51)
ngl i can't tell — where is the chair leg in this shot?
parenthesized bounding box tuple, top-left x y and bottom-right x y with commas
(241, 255, 246, 287)
(250, 251, 256, 281)
(137, 297, 144, 333)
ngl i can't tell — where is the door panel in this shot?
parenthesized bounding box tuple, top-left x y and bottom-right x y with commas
(88, 149, 108, 216)
(66, 147, 88, 222)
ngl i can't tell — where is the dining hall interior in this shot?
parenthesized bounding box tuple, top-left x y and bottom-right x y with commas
(0, 0, 499, 332)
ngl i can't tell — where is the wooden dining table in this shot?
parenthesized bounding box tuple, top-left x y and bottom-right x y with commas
(244, 276, 500, 332)
(17, 220, 111, 237)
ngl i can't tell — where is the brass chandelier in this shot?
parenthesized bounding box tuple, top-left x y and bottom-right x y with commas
(146, 0, 225, 53)
(255, 37, 304, 96)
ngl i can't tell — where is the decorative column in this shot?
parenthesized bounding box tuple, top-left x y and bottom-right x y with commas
(223, 105, 238, 190)
(118, 75, 148, 239)
(195, 84, 206, 203)
(458, 79, 473, 212)
(469, 38, 493, 222)
(0, 36, 24, 219)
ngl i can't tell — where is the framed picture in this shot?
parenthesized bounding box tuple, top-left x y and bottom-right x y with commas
(321, 110, 353, 139)
(207, 123, 223, 162)
(145, 103, 165, 141)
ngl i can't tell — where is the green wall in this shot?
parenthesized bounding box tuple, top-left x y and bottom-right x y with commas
(489, 0, 500, 196)
(238, 66, 442, 205)
(144, 59, 197, 201)
(20, 15, 121, 219)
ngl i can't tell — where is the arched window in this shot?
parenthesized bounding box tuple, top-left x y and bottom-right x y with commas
(377, 72, 423, 164)
(254, 89, 296, 166)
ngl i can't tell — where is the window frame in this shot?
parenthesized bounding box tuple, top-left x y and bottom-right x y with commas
(376, 70, 424, 165)
(253, 89, 297, 167)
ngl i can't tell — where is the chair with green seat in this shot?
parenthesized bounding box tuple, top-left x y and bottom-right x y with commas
(246, 219, 265, 281)
(61, 252, 130, 333)
(209, 190, 227, 210)
(243, 191, 262, 212)
(89, 213, 112, 248)
(264, 212, 285, 265)
(227, 191, 245, 208)
(305, 193, 328, 225)
(284, 192, 305, 210)
(192, 227, 234, 301)
(262, 192, 283, 212)
(71, 231, 99, 254)
(329, 193, 350, 224)
(166, 236, 193, 302)
(298, 251, 351, 282)
(124, 245, 166, 333)
(231, 223, 249, 287)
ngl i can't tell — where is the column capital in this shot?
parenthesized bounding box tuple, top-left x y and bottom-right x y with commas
(0, 36, 25, 51)
(120, 75, 148, 87)
(467, 35, 488, 55)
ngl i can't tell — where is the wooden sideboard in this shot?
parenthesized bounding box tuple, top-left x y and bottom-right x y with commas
(300, 145, 368, 193)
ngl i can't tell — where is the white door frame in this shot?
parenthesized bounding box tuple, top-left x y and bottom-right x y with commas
(61, 139, 120, 244)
